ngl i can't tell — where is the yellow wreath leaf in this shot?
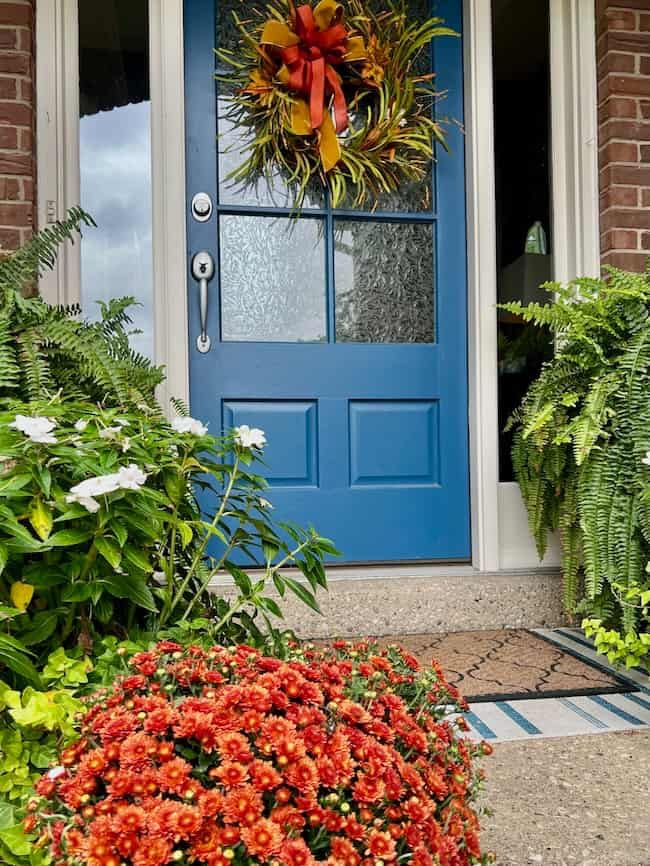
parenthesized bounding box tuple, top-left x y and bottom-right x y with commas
(314, 0, 342, 30)
(290, 99, 313, 135)
(260, 19, 301, 48)
(318, 111, 341, 171)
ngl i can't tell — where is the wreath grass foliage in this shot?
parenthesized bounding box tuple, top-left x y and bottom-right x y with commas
(217, 0, 456, 208)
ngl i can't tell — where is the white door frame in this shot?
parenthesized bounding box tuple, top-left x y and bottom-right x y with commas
(35, 0, 599, 573)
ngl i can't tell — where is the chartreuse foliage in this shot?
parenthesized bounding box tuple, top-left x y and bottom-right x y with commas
(0, 649, 85, 866)
(501, 266, 650, 671)
(0, 208, 163, 408)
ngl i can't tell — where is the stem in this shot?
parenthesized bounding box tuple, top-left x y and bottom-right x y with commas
(162, 453, 241, 624)
(209, 594, 247, 636)
(178, 536, 238, 624)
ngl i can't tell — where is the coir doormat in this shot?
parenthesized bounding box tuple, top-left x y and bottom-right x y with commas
(373, 629, 635, 703)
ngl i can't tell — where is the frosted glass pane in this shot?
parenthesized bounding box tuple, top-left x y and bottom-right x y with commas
(220, 216, 327, 342)
(334, 221, 434, 343)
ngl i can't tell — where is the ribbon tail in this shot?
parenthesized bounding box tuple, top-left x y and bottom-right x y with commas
(325, 65, 348, 133)
(318, 110, 341, 172)
(310, 56, 325, 131)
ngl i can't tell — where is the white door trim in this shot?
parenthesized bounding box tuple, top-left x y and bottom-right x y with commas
(35, 0, 599, 573)
(36, 0, 80, 305)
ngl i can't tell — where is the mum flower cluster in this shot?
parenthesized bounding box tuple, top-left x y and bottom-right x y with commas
(31, 641, 491, 866)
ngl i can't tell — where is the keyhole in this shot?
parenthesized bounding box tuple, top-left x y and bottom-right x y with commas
(200, 262, 207, 274)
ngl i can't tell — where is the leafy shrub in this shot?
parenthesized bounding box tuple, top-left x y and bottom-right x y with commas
(501, 266, 650, 670)
(0, 209, 163, 408)
(30, 640, 490, 866)
(0, 398, 332, 685)
(0, 649, 85, 866)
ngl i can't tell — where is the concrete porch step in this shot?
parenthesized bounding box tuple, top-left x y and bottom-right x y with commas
(258, 567, 565, 637)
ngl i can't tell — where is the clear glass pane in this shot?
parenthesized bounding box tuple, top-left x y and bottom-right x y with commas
(220, 216, 327, 342)
(334, 0, 434, 213)
(216, 0, 322, 208)
(493, 0, 553, 481)
(78, 0, 153, 359)
(334, 220, 434, 343)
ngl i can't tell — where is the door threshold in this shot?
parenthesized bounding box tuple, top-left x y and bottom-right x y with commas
(211, 562, 559, 586)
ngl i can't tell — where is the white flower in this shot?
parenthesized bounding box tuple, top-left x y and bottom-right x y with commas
(66, 473, 121, 512)
(9, 414, 57, 444)
(98, 426, 123, 439)
(643, 451, 650, 467)
(46, 766, 66, 780)
(65, 463, 147, 512)
(171, 416, 208, 436)
(234, 424, 266, 450)
(115, 464, 147, 490)
(74, 419, 88, 432)
(115, 418, 129, 428)
(121, 437, 131, 453)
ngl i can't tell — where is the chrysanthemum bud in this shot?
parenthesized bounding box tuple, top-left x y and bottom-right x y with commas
(223, 849, 235, 861)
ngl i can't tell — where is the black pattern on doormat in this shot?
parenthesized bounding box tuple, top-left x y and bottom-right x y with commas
(373, 629, 635, 703)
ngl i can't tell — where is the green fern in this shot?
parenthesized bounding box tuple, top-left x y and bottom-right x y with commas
(0, 210, 164, 408)
(500, 265, 650, 644)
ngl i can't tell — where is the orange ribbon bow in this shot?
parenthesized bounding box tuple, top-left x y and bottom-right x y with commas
(259, 0, 366, 170)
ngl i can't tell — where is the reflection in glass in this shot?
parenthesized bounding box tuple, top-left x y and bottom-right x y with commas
(220, 216, 327, 342)
(78, 1, 153, 359)
(493, 0, 553, 480)
(334, 221, 434, 343)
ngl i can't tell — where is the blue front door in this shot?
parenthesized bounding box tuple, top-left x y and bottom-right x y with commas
(184, 0, 470, 563)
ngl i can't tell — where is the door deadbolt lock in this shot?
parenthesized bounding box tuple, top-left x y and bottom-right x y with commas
(191, 192, 213, 222)
(191, 250, 215, 353)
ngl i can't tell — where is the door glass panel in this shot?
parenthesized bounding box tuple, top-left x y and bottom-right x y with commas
(334, 220, 434, 343)
(78, 0, 153, 358)
(220, 215, 327, 342)
(492, 0, 553, 481)
(215, 0, 322, 208)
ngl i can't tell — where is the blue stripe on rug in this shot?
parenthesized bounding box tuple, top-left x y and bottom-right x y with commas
(586, 695, 645, 726)
(464, 710, 497, 740)
(495, 702, 542, 735)
(559, 698, 608, 730)
(620, 692, 650, 713)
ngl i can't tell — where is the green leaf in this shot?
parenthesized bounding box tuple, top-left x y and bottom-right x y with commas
(123, 545, 153, 573)
(0, 475, 32, 495)
(94, 595, 114, 624)
(0, 825, 31, 857)
(47, 528, 93, 547)
(0, 635, 40, 687)
(257, 596, 283, 618)
(0, 542, 7, 576)
(0, 803, 15, 831)
(282, 575, 321, 613)
(112, 521, 128, 547)
(104, 571, 157, 612)
(33, 464, 51, 497)
(61, 582, 94, 603)
(177, 521, 193, 548)
(19, 610, 59, 647)
(95, 536, 122, 569)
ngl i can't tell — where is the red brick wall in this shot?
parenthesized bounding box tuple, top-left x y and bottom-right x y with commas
(0, 0, 34, 253)
(597, 0, 650, 271)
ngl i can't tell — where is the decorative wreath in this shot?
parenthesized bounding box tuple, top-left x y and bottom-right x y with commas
(218, 0, 457, 208)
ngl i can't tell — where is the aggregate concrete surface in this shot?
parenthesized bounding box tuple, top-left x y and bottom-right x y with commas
(478, 730, 650, 866)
